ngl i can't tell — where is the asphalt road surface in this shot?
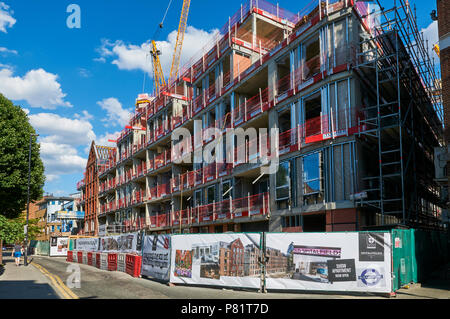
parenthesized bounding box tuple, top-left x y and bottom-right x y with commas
(31, 256, 449, 299)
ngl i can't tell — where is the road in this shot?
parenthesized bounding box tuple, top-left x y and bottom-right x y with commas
(29, 255, 449, 299)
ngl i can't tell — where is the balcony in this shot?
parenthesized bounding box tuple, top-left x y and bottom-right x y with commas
(131, 189, 146, 205)
(133, 161, 147, 180)
(233, 87, 270, 127)
(147, 192, 269, 230)
(157, 183, 171, 198)
(119, 149, 132, 162)
(132, 137, 147, 155)
(171, 165, 220, 190)
(153, 149, 171, 170)
(278, 106, 364, 155)
(170, 171, 196, 193)
(118, 196, 132, 209)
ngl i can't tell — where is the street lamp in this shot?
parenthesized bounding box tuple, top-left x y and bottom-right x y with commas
(24, 133, 39, 267)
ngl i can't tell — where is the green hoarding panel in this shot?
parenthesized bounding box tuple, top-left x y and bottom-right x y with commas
(391, 229, 416, 291)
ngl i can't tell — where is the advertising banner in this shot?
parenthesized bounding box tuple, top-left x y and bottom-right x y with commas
(169, 233, 262, 289)
(141, 235, 171, 281)
(265, 232, 392, 293)
(99, 232, 143, 254)
(49, 237, 69, 257)
(74, 238, 99, 252)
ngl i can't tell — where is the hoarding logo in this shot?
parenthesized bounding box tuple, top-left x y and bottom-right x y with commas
(359, 233, 385, 262)
(358, 269, 383, 286)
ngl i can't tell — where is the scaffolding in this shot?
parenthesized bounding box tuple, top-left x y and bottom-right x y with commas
(354, 0, 443, 230)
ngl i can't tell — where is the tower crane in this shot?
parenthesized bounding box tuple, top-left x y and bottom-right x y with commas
(150, 40, 166, 94)
(169, 0, 191, 85)
(150, 0, 191, 94)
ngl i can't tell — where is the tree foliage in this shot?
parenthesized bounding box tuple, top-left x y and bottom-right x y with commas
(0, 94, 45, 219)
(0, 215, 23, 244)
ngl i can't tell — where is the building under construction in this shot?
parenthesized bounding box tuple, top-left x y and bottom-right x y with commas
(77, 0, 445, 236)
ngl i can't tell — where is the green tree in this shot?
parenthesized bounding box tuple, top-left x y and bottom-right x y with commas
(0, 215, 23, 244)
(0, 215, 23, 265)
(0, 93, 45, 263)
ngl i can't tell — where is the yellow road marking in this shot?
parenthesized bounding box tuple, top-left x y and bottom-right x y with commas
(31, 262, 79, 299)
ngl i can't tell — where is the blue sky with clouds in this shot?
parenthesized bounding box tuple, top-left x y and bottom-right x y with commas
(0, 0, 440, 197)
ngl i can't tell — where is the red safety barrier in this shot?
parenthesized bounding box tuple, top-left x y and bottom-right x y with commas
(87, 252, 93, 266)
(96, 253, 101, 268)
(67, 251, 73, 262)
(125, 254, 142, 278)
(77, 251, 83, 264)
(108, 253, 117, 271)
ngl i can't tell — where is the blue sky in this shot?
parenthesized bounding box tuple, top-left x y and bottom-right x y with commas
(0, 0, 440, 197)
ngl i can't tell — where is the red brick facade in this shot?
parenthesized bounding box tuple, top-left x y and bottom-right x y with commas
(84, 142, 99, 235)
(437, 0, 450, 143)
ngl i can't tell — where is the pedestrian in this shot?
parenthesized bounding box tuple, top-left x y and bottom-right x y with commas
(11, 242, 24, 266)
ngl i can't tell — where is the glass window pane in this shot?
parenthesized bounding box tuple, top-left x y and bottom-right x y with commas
(304, 180, 320, 194)
(223, 181, 231, 200)
(276, 187, 290, 200)
(303, 153, 319, 181)
(207, 186, 215, 204)
(276, 162, 290, 188)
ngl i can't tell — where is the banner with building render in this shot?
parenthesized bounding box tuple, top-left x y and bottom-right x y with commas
(49, 237, 69, 257)
(141, 235, 171, 281)
(264, 232, 392, 293)
(99, 232, 143, 254)
(169, 233, 262, 289)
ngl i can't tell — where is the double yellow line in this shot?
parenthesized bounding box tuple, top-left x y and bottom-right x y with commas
(31, 262, 79, 299)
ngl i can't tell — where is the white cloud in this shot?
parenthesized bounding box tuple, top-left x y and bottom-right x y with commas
(78, 68, 91, 78)
(421, 21, 439, 59)
(46, 174, 60, 182)
(29, 113, 96, 146)
(74, 110, 94, 121)
(0, 68, 72, 109)
(95, 26, 219, 79)
(93, 57, 106, 63)
(0, 46, 17, 55)
(97, 97, 132, 127)
(29, 112, 100, 182)
(0, 63, 12, 69)
(0, 2, 16, 33)
(97, 131, 121, 148)
(39, 141, 87, 177)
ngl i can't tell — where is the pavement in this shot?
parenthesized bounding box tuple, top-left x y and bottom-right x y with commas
(1, 251, 449, 299)
(0, 252, 61, 299)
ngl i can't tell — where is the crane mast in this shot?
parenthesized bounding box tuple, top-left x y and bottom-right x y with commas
(150, 0, 191, 93)
(150, 40, 166, 94)
(169, 0, 191, 85)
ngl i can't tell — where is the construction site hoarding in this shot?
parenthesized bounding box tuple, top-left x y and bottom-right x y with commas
(141, 234, 171, 281)
(49, 236, 69, 257)
(99, 232, 143, 254)
(74, 237, 99, 252)
(264, 232, 392, 293)
(169, 233, 262, 289)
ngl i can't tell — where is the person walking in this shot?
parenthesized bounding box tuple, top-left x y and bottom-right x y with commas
(11, 243, 24, 266)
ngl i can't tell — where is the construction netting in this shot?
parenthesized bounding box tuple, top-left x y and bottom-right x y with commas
(391, 229, 416, 291)
(413, 230, 449, 283)
(391, 229, 449, 291)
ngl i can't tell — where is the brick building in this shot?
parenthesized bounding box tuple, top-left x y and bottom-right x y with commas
(78, 142, 116, 235)
(79, 0, 444, 236)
